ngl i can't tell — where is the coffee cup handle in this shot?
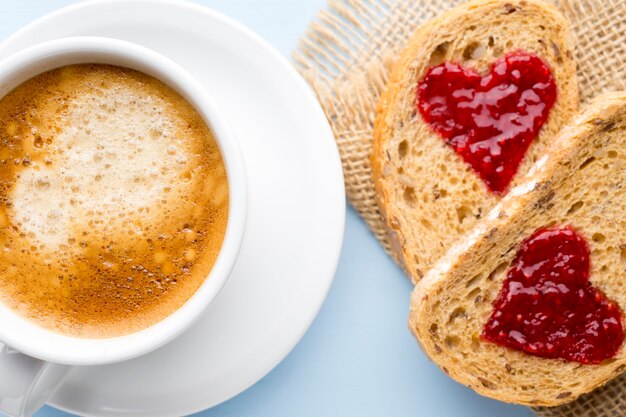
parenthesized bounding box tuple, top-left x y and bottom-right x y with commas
(0, 342, 71, 417)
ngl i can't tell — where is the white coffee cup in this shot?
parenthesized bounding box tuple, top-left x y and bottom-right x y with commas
(0, 37, 247, 417)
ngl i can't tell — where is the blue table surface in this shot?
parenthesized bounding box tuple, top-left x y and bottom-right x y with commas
(0, 1, 533, 416)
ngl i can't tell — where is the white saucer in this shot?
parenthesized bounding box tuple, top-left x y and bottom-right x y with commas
(0, 1, 345, 416)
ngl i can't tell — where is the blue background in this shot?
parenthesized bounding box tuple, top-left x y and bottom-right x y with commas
(0, 1, 532, 416)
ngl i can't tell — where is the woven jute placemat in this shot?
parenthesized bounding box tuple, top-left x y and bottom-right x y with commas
(293, 0, 626, 415)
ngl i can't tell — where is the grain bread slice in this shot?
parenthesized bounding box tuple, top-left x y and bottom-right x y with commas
(409, 92, 626, 406)
(372, 0, 578, 283)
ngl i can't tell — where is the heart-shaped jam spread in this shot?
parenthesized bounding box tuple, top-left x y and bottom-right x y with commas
(482, 226, 624, 364)
(417, 52, 557, 194)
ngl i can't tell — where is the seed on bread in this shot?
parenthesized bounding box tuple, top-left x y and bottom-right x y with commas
(410, 92, 626, 406)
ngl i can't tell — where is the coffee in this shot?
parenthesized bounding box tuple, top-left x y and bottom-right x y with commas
(0, 64, 229, 338)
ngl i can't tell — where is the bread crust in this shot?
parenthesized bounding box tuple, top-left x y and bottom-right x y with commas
(372, 0, 578, 283)
(410, 92, 626, 406)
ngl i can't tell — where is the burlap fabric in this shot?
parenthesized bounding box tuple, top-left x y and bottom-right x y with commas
(293, 0, 626, 415)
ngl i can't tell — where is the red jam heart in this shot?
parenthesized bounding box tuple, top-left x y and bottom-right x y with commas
(417, 52, 557, 194)
(482, 226, 624, 364)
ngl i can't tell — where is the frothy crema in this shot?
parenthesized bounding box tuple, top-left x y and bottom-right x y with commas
(0, 64, 228, 338)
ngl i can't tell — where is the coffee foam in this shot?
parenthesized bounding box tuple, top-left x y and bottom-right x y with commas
(12, 86, 192, 252)
(0, 65, 229, 338)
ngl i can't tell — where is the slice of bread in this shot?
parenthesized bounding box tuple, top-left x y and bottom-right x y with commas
(372, 0, 578, 283)
(409, 92, 626, 406)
